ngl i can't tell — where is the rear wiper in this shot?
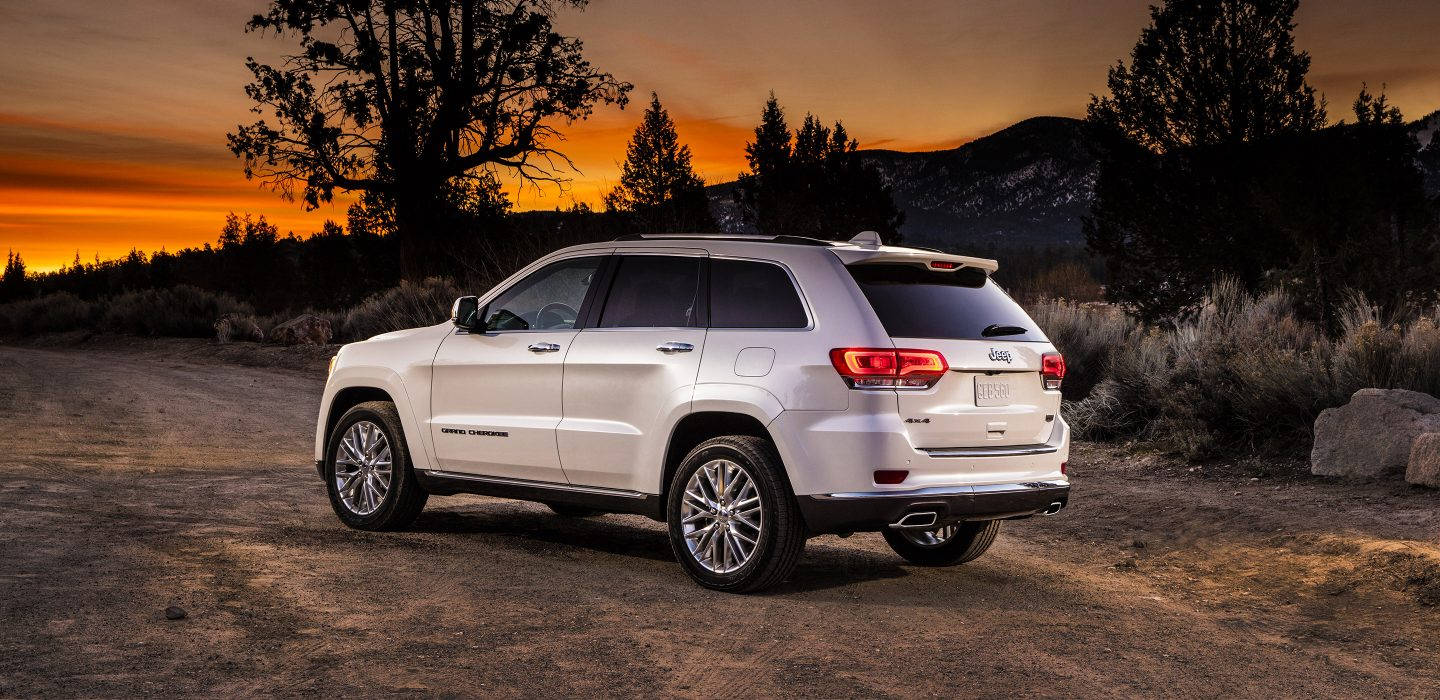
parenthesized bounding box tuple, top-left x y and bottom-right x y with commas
(981, 324, 1027, 337)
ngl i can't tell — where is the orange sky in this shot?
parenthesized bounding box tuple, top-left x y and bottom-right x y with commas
(3, 0, 1439, 271)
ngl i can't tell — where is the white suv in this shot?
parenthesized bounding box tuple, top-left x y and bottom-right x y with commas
(315, 232, 1070, 592)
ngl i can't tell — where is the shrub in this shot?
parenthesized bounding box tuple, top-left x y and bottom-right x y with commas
(214, 313, 266, 343)
(1061, 279, 1440, 459)
(1027, 299, 1134, 400)
(340, 277, 462, 342)
(101, 286, 253, 337)
(0, 292, 95, 335)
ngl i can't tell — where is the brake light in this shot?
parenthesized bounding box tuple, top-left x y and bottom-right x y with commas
(830, 348, 948, 389)
(1041, 352, 1066, 390)
(929, 260, 959, 269)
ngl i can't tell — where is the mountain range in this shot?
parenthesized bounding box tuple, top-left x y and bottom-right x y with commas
(709, 110, 1440, 250)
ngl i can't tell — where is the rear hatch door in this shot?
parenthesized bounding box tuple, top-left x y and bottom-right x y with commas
(845, 261, 1059, 449)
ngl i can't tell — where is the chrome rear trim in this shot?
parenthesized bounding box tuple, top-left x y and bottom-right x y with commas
(825, 480, 1069, 500)
(919, 419, 1066, 458)
(421, 471, 648, 499)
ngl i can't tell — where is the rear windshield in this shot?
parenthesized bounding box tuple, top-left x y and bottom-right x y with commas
(847, 263, 1048, 342)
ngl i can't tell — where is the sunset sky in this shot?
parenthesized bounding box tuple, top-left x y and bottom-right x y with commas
(2, 0, 1439, 271)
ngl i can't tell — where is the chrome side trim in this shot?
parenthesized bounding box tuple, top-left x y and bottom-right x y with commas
(825, 481, 1069, 500)
(421, 470, 649, 499)
(919, 419, 1067, 458)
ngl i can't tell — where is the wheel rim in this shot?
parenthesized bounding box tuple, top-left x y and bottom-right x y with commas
(334, 420, 393, 516)
(902, 524, 959, 547)
(679, 459, 764, 574)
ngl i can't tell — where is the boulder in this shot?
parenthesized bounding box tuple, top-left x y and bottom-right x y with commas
(1311, 388, 1440, 479)
(268, 314, 333, 346)
(1407, 432, 1440, 488)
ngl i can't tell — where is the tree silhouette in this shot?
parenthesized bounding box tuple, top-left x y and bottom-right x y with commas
(227, 0, 631, 279)
(735, 95, 902, 240)
(1084, 0, 1332, 321)
(1087, 0, 1325, 153)
(603, 93, 715, 233)
(1, 251, 29, 302)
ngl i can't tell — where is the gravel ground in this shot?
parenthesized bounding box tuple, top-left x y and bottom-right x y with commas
(1, 340, 1437, 698)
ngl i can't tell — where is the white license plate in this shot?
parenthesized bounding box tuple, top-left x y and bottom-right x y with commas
(974, 376, 1013, 407)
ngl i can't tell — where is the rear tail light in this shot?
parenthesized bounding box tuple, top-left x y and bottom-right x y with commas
(1041, 352, 1066, 390)
(830, 348, 948, 389)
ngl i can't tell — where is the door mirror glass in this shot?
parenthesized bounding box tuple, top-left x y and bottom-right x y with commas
(451, 295, 480, 329)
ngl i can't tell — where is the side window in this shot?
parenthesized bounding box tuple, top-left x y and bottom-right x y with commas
(710, 259, 808, 329)
(482, 256, 603, 331)
(598, 256, 702, 328)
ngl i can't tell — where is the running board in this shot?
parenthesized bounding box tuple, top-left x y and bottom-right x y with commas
(416, 470, 663, 521)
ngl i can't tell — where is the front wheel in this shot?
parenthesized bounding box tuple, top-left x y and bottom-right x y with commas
(883, 520, 1000, 566)
(325, 401, 428, 531)
(666, 436, 806, 593)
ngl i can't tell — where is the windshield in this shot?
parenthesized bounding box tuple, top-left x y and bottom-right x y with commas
(847, 263, 1048, 342)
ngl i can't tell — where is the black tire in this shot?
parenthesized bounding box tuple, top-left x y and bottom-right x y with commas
(883, 520, 1000, 566)
(545, 502, 605, 518)
(324, 401, 428, 531)
(665, 435, 806, 593)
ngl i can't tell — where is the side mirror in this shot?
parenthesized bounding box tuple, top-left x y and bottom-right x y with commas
(451, 296, 480, 330)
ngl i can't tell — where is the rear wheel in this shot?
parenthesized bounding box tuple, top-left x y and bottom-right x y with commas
(666, 436, 806, 593)
(325, 401, 428, 531)
(883, 520, 999, 566)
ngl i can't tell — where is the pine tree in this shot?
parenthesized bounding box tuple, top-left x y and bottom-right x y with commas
(604, 93, 715, 233)
(1087, 0, 1325, 152)
(1085, 0, 1334, 321)
(735, 95, 902, 240)
(1, 250, 29, 302)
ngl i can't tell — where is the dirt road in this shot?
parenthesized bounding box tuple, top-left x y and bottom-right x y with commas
(1, 340, 1437, 697)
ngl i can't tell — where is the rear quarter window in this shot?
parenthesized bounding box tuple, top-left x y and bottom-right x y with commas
(847, 263, 1048, 342)
(710, 259, 807, 328)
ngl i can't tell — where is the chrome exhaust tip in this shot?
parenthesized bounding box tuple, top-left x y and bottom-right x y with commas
(889, 511, 939, 529)
(1041, 501, 1064, 516)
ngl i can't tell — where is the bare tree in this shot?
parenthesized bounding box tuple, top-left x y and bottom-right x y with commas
(228, 0, 632, 277)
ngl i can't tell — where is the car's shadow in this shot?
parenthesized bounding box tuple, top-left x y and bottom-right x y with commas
(408, 503, 912, 593)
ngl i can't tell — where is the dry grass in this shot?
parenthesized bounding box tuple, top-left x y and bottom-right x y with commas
(1036, 280, 1440, 459)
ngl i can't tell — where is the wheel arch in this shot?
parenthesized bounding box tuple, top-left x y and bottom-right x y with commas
(660, 411, 791, 509)
(324, 386, 397, 449)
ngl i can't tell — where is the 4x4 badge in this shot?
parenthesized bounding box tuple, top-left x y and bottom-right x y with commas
(988, 348, 1013, 363)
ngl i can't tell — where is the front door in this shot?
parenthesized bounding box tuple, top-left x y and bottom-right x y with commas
(558, 253, 708, 491)
(430, 254, 607, 483)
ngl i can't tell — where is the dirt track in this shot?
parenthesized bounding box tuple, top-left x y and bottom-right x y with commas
(1, 340, 1438, 697)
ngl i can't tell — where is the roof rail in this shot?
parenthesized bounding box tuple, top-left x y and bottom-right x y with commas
(612, 233, 836, 247)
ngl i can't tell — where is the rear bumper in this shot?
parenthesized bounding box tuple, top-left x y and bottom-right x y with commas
(797, 480, 1070, 535)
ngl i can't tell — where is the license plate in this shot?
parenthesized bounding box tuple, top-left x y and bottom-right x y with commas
(974, 376, 1013, 407)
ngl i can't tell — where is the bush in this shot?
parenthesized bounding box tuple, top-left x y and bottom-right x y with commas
(1026, 299, 1133, 400)
(0, 292, 95, 335)
(1053, 279, 1440, 458)
(101, 286, 253, 337)
(340, 277, 462, 342)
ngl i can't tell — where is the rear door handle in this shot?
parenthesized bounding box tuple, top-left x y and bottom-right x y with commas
(528, 342, 561, 353)
(656, 342, 694, 354)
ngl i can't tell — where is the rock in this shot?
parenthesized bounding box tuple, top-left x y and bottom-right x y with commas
(1311, 388, 1440, 479)
(1406, 432, 1440, 488)
(268, 313, 333, 345)
(213, 313, 264, 343)
(164, 606, 186, 620)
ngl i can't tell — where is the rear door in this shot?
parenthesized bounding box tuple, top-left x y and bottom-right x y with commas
(846, 263, 1059, 449)
(558, 252, 708, 491)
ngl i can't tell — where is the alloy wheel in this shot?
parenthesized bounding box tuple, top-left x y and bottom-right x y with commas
(334, 420, 392, 516)
(679, 459, 764, 574)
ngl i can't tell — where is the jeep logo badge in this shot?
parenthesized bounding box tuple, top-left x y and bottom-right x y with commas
(988, 348, 1013, 363)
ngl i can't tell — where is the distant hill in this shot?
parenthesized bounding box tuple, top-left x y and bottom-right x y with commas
(709, 111, 1440, 248)
(708, 116, 1102, 248)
